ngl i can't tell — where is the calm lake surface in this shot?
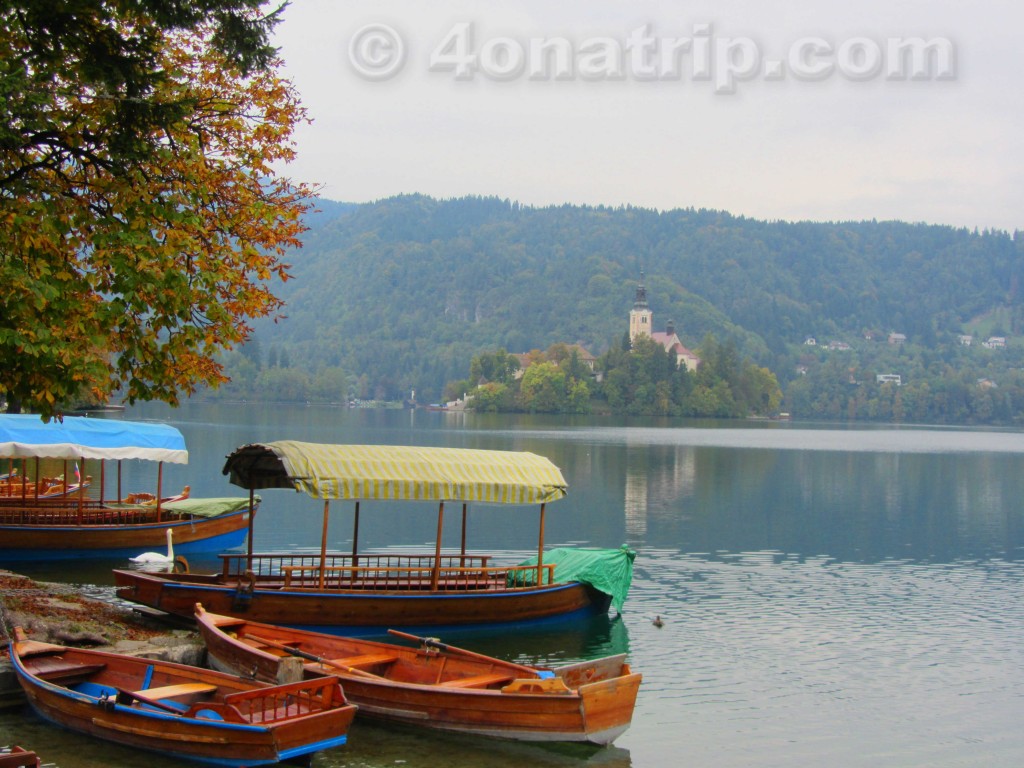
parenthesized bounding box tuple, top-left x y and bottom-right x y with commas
(4, 402, 1024, 767)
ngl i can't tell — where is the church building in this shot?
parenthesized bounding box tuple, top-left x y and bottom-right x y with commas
(629, 274, 701, 372)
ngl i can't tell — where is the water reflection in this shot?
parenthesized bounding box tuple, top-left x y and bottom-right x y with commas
(618, 438, 1024, 563)
(424, 611, 632, 667)
(318, 721, 631, 768)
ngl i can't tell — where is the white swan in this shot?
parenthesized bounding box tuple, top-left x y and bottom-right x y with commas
(130, 528, 174, 572)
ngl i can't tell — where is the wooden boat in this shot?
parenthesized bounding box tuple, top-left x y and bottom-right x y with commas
(115, 442, 633, 630)
(0, 415, 253, 561)
(1, 474, 91, 499)
(195, 604, 641, 745)
(7, 627, 356, 766)
(0, 747, 41, 768)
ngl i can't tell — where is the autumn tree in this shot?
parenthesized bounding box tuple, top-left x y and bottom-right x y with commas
(0, 1, 310, 418)
(518, 361, 567, 413)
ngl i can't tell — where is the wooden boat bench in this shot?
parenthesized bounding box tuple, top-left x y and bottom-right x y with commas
(243, 637, 300, 657)
(132, 683, 218, 700)
(32, 658, 107, 683)
(327, 653, 398, 670)
(116, 683, 218, 714)
(440, 673, 515, 689)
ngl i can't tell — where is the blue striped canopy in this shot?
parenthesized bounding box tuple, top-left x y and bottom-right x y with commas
(223, 442, 567, 504)
(0, 415, 188, 463)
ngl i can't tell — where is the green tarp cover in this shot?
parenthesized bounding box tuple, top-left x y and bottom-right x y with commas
(160, 496, 258, 518)
(514, 546, 636, 613)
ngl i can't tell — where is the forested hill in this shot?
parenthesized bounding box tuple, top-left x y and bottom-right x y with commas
(239, 194, 1023, 407)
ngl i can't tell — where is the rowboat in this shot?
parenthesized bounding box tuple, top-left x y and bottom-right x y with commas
(0, 746, 41, 768)
(0, 415, 253, 561)
(195, 604, 641, 745)
(8, 627, 356, 766)
(114, 442, 634, 631)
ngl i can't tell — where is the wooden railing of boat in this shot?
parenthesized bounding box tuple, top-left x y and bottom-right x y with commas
(0, 495, 193, 527)
(218, 552, 557, 592)
(220, 677, 345, 723)
(0, 476, 91, 499)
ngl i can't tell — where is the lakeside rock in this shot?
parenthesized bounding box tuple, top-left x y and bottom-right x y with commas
(1, 570, 204, 707)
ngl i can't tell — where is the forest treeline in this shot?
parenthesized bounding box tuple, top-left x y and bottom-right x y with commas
(205, 194, 1024, 425)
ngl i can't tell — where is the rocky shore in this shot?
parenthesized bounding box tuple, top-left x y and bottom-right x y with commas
(0, 570, 205, 707)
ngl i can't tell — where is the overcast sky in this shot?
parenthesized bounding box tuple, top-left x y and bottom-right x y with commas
(271, 1, 1022, 232)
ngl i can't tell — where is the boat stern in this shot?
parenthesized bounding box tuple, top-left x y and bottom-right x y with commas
(579, 669, 642, 745)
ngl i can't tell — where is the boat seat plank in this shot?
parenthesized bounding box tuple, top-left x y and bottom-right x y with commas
(242, 637, 294, 657)
(33, 659, 107, 682)
(328, 654, 398, 669)
(133, 683, 217, 699)
(440, 673, 515, 689)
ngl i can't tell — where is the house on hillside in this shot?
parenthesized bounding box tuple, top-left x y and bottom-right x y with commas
(888, 332, 907, 345)
(629, 273, 701, 372)
(983, 336, 1006, 349)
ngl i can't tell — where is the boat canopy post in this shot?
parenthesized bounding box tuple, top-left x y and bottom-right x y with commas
(156, 461, 163, 521)
(352, 501, 360, 565)
(246, 487, 256, 569)
(33, 458, 39, 501)
(76, 457, 85, 523)
(460, 502, 468, 566)
(537, 503, 546, 585)
(431, 501, 445, 590)
(319, 499, 330, 590)
(350, 501, 361, 585)
(99, 459, 105, 505)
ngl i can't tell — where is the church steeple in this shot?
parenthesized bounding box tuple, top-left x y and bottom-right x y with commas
(633, 270, 649, 309)
(629, 270, 652, 344)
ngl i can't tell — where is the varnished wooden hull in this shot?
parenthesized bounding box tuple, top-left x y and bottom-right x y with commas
(196, 606, 641, 744)
(0, 747, 40, 768)
(9, 636, 356, 767)
(0, 508, 250, 561)
(113, 568, 610, 630)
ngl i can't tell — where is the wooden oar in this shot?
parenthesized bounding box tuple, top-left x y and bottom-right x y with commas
(114, 688, 186, 714)
(386, 630, 540, 677)
(245, 634, 384, 679)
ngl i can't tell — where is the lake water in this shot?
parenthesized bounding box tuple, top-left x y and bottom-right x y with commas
(3, 403, 1024, 767)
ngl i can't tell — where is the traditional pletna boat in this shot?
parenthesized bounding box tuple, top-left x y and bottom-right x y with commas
(0, 415, 253, 561)
(7, 627, 356, 766)
(115, 442, 634, 630)
(195, 604, 641, 745)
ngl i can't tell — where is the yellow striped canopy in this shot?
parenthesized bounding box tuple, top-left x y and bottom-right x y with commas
(222, 442, 568, 504)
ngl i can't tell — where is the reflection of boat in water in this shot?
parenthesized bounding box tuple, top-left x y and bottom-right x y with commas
(0, 415, 253, 561)
(349, 716, 633, 768)
(116, 442, 633, 631)
(431, 606, 633, 666)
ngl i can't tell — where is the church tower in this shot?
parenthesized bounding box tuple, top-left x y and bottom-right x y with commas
(629, 271, 652, 344)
